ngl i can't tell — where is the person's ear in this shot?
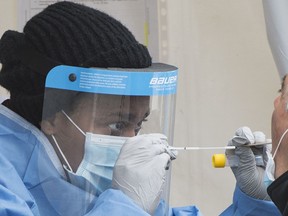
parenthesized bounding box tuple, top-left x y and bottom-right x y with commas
(40, 118, 56, 135)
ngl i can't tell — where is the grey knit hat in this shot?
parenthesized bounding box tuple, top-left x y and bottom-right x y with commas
(0, 1, 152, 128)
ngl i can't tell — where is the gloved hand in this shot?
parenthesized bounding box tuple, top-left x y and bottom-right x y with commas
(226, 126, 271, 200)
(112, 133, 177, 215)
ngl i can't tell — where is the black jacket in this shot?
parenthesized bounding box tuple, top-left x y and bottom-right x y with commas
(268, 171, 288, 216)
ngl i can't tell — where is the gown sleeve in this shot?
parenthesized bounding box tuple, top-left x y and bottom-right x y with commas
(0, 154, 40, 216)
(86, 189, 150, 216)
(220, 186, 281, 216)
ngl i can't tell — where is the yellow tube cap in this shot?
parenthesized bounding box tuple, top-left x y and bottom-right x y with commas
(212, 154, 226, 168)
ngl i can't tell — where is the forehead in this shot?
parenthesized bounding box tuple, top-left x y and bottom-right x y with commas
(75, 94, 150, 113)
(71, 94, 150, 124)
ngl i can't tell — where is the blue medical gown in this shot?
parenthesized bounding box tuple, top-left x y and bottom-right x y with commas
(0, 105, 280, 216)
(220, 186, 281, 216)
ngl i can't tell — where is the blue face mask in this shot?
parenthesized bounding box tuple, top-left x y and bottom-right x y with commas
(264, 128, 288, 187)
(263, 147, 275, 188)
(52, 110, 127, 196)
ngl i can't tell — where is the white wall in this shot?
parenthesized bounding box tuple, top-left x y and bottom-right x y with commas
(0, 0, 280, 215)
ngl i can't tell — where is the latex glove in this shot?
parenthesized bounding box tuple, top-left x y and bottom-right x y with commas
(112, 133, 177, 215)
(226, 126, 271, 200)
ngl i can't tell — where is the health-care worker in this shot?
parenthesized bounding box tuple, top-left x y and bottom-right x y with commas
(0, 1, 280, 216)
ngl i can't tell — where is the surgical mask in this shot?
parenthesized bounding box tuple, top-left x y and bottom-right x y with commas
(264, 128, 288, 187)
(52, 110, 127, 195)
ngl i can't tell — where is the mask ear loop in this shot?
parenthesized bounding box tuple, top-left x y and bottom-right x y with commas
(51, 110, 86, 172)
(52, 134, 73, 172)
(272, 128, 288, 159)
(61, 110, 85, 136)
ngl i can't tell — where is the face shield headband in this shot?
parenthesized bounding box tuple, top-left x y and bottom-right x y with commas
(44, 64, 178, 97)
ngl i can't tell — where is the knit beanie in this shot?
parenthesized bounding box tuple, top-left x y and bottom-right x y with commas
(0, 1, 152, 128)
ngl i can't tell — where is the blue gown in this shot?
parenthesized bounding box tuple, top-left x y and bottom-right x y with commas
(0, 105, 280, 216)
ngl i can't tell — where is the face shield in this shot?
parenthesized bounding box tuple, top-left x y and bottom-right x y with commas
(41, 63, 178, 215)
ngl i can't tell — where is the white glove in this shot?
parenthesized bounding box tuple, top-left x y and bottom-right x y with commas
(226, 126, 270, 200)
(112, 133, 177, 215)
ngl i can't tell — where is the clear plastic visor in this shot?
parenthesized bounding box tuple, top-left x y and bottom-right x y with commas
(41, 63, 178, 216)
(42, 63, 178, 141)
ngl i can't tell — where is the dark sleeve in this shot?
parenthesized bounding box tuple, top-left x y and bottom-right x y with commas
(267, 171, 288, 215)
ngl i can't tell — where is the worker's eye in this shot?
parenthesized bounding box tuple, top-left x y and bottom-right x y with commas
(109, 122, 127, 132)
